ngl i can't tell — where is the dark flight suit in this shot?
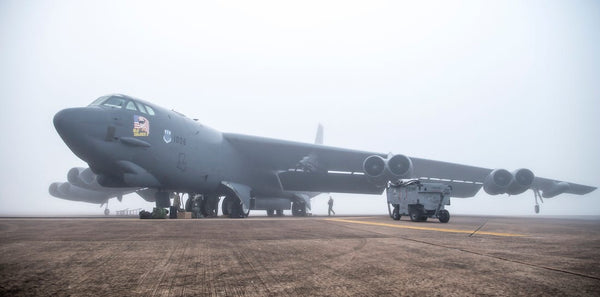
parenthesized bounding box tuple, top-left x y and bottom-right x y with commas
(328, 197, 335, 216)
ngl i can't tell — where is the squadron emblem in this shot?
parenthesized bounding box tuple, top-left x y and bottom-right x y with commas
(163, 129, 172, 143)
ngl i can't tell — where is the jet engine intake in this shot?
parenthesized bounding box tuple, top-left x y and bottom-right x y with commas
(483, 169, 513, 195)
(67, 167, 98, 190)
(363, 155, 386, 177)
(386, 154, 413, 179)
(363, 154, 414, 185)
(506, 168, 535, 195)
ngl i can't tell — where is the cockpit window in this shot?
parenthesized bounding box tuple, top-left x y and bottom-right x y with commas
(102, 97, 126, 108)
(125, 101, 138, 111)
(89, 96, 110, 106)
(135, 102, 147, 114)
(144, 105, 156, 116)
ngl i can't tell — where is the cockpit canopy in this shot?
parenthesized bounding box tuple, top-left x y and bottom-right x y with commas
(89, 94, 156, 116)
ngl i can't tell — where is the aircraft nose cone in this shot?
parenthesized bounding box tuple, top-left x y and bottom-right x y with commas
(53, 107, 107, 152)
(53, 108, 74, 132)
(53, 108, 92, 139)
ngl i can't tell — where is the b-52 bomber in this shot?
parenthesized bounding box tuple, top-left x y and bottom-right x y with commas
(50, 94, 596, 218)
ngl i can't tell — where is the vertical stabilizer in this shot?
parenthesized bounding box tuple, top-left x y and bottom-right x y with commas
(315, 124, 324, 145)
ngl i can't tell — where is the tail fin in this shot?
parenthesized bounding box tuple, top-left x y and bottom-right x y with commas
(314, 124, 324, 145)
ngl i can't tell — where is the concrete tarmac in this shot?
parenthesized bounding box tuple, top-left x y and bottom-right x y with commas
(0, 215, 599, 296)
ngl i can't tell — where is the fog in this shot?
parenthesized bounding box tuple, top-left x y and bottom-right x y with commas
(0, 0, 598, 216)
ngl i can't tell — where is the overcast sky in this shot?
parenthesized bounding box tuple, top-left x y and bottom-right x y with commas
(0, 0, 598, 216)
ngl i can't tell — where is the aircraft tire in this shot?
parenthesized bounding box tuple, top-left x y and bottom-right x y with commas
(409, 209, 422, 222)
(229, 201, 244, 219)
(438, 209, 450, 223)
(291, 202, 306, 217)
(222, 196, 231, 216)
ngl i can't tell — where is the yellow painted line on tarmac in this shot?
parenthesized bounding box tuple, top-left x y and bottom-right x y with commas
(325, 218, 525, 237)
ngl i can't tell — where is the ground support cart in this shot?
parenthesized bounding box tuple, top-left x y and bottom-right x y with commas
(386, 180, 452, 223)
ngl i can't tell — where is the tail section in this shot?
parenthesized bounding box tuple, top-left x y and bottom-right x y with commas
(315, 124, 324, 145)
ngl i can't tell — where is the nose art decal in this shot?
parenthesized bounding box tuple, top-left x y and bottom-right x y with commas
(133, 115, 149, 137)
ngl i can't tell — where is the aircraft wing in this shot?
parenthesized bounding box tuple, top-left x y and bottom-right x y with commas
(224, 133, 596, 198)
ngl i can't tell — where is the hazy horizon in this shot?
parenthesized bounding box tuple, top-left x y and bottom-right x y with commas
(1, 0, 598, 217)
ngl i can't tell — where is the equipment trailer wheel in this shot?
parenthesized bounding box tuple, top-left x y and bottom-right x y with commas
(438, 209, 450, 223)
(409, 209, 422, 222)
(392, 204, 401, 221)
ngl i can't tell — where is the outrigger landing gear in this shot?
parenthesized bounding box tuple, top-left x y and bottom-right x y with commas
(101, 201, 110, 216)
(533, 188, 544, 214)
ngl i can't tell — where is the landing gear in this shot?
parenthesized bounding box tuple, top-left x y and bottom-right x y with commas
(438, 209, 450, 223)
(291, 202, 307, 217)
(266, 209, 275, 217)
(222, 195, 247, 218)
(533, 188, 543, 214)
(222, 196, 231, 216)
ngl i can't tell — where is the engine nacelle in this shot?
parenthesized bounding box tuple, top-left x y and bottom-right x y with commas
(542, 181, 570, 198)
(363, 155, 387, 185)
(483, 169, 513, 195)
(67, 167, 97, 189)
(49, 182, 108, 203)
(506, 168, 535, 195)
(97, 174, 127, 188)
(363, 154, 413, 185)
(386, 154, 413, 180)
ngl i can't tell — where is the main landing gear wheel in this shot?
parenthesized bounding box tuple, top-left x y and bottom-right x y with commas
(222, 195, 246, 218)
(291, 202, 307, 217)
(438, 209, 450, 223)
(221, 196, 231, 216)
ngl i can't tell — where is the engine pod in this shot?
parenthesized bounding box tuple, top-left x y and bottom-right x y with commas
(506, 168, 535, 195)
(363, 155, 387, 186)
(385, 154, 413, 180)
(483, 169, 513, 195)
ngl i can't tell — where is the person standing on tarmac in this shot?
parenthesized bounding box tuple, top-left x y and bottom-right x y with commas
(328, 196, 335, 216)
